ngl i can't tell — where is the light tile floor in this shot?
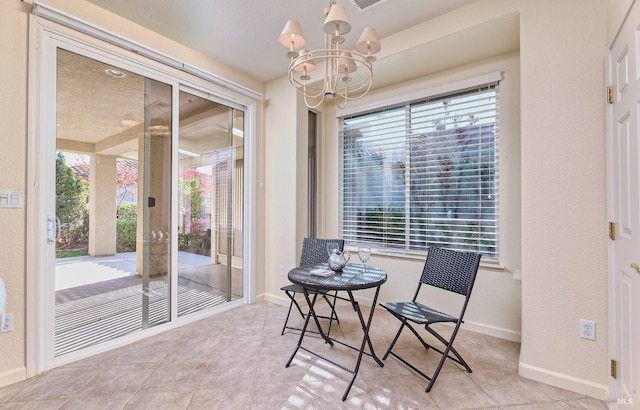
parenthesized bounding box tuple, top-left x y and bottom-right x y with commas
(0, 301, 608, 409)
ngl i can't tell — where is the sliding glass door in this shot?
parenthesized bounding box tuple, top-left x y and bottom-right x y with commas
(54, 49, 172, 356)
(52, 48, 245, 357)
(177, 90, 244, 314)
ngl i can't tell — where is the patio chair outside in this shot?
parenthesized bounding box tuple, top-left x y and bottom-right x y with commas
(280, 238, 344, 335)
(379, 246, 481, 392)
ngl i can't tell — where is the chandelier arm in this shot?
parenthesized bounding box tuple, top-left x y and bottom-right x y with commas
(289, 75, 327, 99)
(304, 94, 326, 109)
(328, 32, 337, 97)
(297, 88, 327, 100)
(334, 72, 372, 100)
(289, 69, 327, 109)
(340, 77, 348, 108)
(332, 63, 372, 102)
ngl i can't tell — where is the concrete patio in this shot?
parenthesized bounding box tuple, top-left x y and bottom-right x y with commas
(54, 251, 242, 356)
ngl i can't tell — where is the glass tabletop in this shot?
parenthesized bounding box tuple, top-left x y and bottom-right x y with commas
(288, 263, 387, 291)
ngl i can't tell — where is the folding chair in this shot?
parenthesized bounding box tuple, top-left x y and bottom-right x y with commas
(380, 246, 481, 392)
(280, 238, 343, 335)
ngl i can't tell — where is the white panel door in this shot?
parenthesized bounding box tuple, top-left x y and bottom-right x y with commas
(609, 1, 640, 407)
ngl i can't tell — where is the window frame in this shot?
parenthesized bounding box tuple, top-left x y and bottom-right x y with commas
(338, 72, 501, 262)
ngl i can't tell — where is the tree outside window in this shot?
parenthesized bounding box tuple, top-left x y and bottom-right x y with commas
(178, 168, 212, 255)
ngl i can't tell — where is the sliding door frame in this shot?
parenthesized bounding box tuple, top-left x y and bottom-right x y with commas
(27, 14, 259, 376)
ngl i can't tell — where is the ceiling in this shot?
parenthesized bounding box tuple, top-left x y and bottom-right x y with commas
(56, 0, 519, 158)
(56, 49, 243, 160)
(84, 0, 492, 83)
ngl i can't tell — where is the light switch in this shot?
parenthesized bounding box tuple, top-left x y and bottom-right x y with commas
(0, 191, 22, 208)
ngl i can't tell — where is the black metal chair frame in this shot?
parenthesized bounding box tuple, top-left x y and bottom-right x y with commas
(380, 246, 481, 392)
(280, 238, 344, 335)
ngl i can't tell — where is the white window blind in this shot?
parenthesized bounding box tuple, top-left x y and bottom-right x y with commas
(339, 82, 499, 258)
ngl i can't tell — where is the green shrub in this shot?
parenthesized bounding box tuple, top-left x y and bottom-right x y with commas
(117, 202, 137, 220)
(116, 219, 137, 252)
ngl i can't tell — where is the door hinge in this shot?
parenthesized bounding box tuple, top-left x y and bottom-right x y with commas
(609, 222, 616, 240)
(607, 85, 615, 104)
(611, 359, 618, 379)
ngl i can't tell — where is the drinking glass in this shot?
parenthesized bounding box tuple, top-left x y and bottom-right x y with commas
(358, 246, 371, 272)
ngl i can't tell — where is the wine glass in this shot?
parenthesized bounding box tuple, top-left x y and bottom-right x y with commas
(358, 246, 371, 272)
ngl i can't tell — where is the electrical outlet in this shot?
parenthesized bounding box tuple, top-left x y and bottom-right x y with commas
(579, 319, 595, 340)
(1, 313, 13, 333)
(279, 266, 286, 277)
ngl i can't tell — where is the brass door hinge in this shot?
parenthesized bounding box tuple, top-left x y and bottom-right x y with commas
(609, 222, 616, 240)
(607, 85, 615, 104)
(611, 359, 618, 379)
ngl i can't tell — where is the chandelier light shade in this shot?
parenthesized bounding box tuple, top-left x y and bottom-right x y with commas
(279, 20, 305, 57)
(279, 0, 381, 109)
(323, 3, 351, 37)
(356, 27, 382, 58)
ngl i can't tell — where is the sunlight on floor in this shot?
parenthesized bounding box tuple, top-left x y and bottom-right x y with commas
(55, 259, 135, 290)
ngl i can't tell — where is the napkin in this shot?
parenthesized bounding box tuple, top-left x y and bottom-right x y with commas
(309, 268, 334, 277)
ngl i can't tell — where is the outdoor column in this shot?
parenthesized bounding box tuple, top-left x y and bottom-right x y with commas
(88, 154, 117, 257)
(135, 132, 170, 277)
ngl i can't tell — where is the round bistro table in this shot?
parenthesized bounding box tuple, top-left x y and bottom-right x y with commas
(285, 263, 387, 401)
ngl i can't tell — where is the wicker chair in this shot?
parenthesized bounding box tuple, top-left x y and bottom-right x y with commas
(380, 246, 481, 392)
(280, 238, 344, 335)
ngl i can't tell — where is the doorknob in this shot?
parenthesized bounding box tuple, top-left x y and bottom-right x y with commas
(631, 263, 640, 274)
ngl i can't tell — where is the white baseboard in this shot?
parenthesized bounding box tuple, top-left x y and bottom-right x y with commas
(0, 367, 26, 388)
(462, 319, 522, 342)
(265, 292, 521, 342)
(519, 362, 608, 400)
(265, 293, 290, 306)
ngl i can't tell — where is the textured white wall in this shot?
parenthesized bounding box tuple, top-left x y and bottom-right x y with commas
(606, 0, 634, 47)
(518, 0, 608, 399)
(0, 0, 31, 386)
(263, 77, 305, 300)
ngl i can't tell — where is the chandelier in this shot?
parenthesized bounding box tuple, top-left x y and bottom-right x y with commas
(278, 0, 381, 109)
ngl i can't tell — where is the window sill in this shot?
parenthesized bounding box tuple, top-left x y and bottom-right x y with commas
(344, 245, 505, 271)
